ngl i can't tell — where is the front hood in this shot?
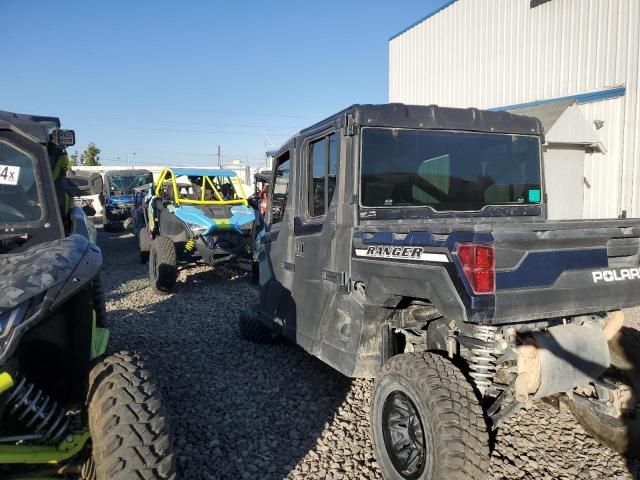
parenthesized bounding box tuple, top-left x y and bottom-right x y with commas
(174, 204, 255, 235)
(0, 235, 96, 311)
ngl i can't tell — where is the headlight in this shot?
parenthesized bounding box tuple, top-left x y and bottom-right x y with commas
(186, 223, 208, 235)
(0, 302, 30, 341)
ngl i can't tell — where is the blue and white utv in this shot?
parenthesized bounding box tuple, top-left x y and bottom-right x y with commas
(138, 167, 256, 293)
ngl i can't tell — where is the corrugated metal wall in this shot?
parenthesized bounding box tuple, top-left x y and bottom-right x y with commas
(389, 0, 640, 218)
(580, 97, 625, 218)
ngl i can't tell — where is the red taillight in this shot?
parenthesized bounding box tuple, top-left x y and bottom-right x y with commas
(456, 243, 495, 294)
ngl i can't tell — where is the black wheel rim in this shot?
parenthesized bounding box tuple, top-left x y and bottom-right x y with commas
(381, 390, 426, 479)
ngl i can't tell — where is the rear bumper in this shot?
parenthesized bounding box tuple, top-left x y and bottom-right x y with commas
(493, 269, 640, 324)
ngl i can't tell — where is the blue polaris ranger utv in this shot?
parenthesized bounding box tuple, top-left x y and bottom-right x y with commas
(139, 167, 256, 293)
(241, 103, 640, 480)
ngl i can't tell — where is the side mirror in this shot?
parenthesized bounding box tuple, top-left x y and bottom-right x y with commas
(65, 171, 104, 196)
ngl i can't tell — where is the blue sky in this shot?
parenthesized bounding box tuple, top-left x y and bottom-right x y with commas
(0, 0, 444, 167)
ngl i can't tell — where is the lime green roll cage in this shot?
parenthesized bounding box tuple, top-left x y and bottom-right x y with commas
(154, 167, 249, 206)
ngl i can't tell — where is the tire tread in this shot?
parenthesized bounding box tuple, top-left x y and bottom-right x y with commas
(87, 351, 176, 480)
(373, 352, 490, 480)
(149, 236, 176, 293)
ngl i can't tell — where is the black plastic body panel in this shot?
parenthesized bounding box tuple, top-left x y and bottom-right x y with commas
(0, 234, 101, 366)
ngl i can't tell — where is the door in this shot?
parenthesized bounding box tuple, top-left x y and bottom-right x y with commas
(290, 131, 341, 352)
(258, 151, 296, 323)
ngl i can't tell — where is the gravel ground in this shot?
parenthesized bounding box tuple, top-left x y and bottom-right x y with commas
(99, 229, 640, 480)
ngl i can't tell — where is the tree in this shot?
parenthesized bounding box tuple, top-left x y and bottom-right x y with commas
(80, 143, 101, 166)
(69, 151, 79, 166)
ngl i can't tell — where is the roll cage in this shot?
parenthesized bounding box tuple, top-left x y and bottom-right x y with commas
(154, 167, 248, 206)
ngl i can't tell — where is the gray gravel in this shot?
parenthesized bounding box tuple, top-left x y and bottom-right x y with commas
(99, 229, 640, 480)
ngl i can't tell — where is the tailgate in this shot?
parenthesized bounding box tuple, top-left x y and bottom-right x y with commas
(491, 222, 640, 323)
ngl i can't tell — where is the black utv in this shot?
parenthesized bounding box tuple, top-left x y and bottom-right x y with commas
(242, 104, 640, 480)
(0, 110, 175, 479)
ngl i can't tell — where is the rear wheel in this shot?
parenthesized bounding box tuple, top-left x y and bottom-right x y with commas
(569, 326, 640, 458)
(84, 351, 176, 480)
(139, 227, 151, 264)
(371, 352, 490, 480)
(149, 236, 177, 294)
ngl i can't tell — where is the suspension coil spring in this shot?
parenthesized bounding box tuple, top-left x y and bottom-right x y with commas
(185, 239, 196, 253)
(468, 325, 499, 396)
(4, 375, 71, 445)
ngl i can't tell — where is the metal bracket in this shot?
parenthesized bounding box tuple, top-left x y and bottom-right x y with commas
(321, 269, 345, 285)
(344, 113, 359, 136)
(282, 261, 295, 272)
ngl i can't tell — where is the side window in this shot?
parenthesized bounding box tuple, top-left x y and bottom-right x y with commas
(309, 138, 327, 217)
(0, 141, 42, 224)
(271, 152, 290, 224)
(307, 132, 339, 218)
(328, 134, 338, 208)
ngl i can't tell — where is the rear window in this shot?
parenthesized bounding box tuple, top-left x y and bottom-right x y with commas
(0, 141, 42, 224)
(360, 128, 542, 212)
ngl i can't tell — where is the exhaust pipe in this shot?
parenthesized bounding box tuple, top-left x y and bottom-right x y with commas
(515, 311, 623, 402)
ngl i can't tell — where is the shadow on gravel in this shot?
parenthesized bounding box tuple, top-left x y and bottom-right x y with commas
(174, 263, 250, 291)
(98, 228, 640, 479)
(98, 229, 354, 479)
(108, 295, 353, 480)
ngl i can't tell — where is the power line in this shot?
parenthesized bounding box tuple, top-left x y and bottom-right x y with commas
(75, 114, 303, 130)
(80, 124, 294, 137)
(66, 108, 318, 120)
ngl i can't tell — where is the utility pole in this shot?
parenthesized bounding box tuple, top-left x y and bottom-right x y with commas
(126, 152, 136, 168)
(217, 145, 221, 169)
(264, 130, 275, 168)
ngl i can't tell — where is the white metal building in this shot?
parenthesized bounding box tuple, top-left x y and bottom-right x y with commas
(389, 0, 640, 219)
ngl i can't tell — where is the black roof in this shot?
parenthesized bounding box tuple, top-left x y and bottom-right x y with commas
(0, 109, 61, 144)
(104, 169, 153, 177)
(306, 103, 543, 136)
(273, 103, 544, 159)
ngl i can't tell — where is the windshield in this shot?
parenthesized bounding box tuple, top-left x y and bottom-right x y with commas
(0, 141, 42, 225)
(107, 173, 153, 195)
(360, 128, 542, 212)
